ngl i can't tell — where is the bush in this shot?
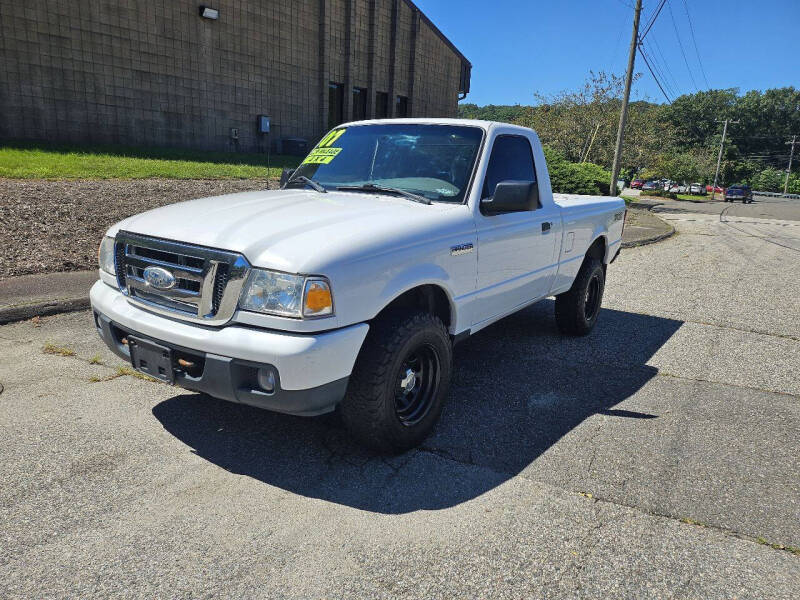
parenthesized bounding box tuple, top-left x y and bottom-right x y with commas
(750, 167, 785, 192)
(787, 174, 800, 195)
(543, 147, 611, 195)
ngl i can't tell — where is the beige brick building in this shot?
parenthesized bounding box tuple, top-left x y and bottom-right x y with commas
(0, 0, 471, 153)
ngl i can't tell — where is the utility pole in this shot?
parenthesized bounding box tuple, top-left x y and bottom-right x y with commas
(610, 0, 642, 196)
(582, 123, 602, 163)
(711, 119, 738, 200)
(785, 135, 797, 195)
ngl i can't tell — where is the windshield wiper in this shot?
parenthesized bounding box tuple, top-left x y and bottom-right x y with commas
(337, 183, 431, 205)
(284, 175, 327, 193)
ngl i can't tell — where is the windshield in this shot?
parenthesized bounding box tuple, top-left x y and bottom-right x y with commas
(291, 124, 484, 203)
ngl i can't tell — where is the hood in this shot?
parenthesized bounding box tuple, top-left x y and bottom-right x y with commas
(109, 188, 470, 274)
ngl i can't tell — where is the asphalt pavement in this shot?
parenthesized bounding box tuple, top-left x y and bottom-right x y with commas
(1, 196, 799, 598)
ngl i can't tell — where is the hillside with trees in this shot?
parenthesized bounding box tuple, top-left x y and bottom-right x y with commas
(460, 73, 800, 194)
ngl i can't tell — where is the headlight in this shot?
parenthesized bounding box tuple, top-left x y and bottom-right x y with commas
(98, 236, 116, 275)
(239, 270, 334, 319)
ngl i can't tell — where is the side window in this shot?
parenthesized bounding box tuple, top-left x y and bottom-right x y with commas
(481, 135, 536, 199)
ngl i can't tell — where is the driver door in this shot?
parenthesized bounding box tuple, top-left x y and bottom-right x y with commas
(473, 134, 559, 325)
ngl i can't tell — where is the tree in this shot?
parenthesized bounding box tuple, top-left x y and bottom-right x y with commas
(750, 168, 785, 192)
(461, 83, 800, 193)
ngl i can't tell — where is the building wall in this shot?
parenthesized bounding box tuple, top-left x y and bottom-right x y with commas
(0, 0, 469, 152)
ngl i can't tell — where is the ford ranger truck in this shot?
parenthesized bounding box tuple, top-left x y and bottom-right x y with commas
(91, 119, 626, 452)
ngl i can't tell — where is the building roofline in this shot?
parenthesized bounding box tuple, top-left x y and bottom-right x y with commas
(402, 0, 471, 68)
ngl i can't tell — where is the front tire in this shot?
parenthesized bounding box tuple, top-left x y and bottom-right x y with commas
(555, 258, 605, 336)
(340, 311, 452, 453)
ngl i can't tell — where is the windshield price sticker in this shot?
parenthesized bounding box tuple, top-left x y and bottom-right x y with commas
(302, 147, 342, 164)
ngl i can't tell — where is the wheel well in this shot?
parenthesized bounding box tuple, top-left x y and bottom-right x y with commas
(375, 285, 452, 329)
(586, 236, 606, 262)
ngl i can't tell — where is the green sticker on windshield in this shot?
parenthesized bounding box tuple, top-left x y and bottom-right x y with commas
(302, 147, 342, 164)
(302, 128, 347, 164)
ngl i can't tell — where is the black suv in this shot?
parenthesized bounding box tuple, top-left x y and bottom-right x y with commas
(724, 184, 753, 203)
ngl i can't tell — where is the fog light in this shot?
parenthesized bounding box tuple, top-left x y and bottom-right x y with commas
(257, 368, 276, 393)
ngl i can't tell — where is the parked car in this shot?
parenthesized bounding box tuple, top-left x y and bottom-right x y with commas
(724, 184, 753, 203)
(689, 183, 706, 195)
(642, 181, 659, 192)
(631, 179, 644, 189)
(706, 184, 723, 194)
(666, 182, 687, 193)
(91, 119, 625, 452)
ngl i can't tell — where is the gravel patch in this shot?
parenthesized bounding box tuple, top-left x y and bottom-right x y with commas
(0, 178, 275, 279)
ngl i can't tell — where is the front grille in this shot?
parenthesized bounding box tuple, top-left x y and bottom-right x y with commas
(114, 242, 127, 289)
(212, 264, 230, 314)
(115, 231, 250, 325)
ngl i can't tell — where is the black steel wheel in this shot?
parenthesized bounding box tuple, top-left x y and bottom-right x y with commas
(584, 273, 602, 322)
(394, 343, 441, 426)
(341, 310, 452, 453)
(555, 257, 606, 336)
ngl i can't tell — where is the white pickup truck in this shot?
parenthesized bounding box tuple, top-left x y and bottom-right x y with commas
(91, 118, 625, 452)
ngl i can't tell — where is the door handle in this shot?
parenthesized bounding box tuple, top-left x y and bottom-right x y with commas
(542, 222, 551, 232)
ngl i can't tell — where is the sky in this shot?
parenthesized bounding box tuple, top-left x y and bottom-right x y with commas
(415, 0, 800, 106)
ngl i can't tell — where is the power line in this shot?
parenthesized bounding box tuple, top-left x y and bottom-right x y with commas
(648, 35, 680, 98)
(680, 0, 710, 89)
(637, 41, 672, 103)
(638, 41, 668, 95)
(668, 1, 698, 91)
(640, 0, 667, 40)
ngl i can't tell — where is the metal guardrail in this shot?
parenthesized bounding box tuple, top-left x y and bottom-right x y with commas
(753, 191, 800, 199)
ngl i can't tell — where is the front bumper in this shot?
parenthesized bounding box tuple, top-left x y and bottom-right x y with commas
(90, 281, 369, 416)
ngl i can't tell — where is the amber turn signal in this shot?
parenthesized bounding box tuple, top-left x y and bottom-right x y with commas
(303, 279, 333, 317)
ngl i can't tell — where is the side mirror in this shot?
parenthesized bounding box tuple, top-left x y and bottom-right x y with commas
(481, 180, 540, 214)
(279, 168, 295, 188)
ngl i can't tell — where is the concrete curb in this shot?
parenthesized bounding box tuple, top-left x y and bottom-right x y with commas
(0, 297, 91, 325)
(622, 205, 676, 248)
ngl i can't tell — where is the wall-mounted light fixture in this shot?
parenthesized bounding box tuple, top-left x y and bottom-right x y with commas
(199, 6, 219, 19)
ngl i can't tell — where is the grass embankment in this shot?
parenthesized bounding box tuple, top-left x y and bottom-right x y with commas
(676, 194, 709, 201)
(0, 142, 299, 179)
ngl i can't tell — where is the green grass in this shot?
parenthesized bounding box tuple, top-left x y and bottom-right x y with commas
(676, 194, 709, 201)
(0, 141, 299, 179)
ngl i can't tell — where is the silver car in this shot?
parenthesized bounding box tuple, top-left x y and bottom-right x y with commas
(689, 183, 705, 195)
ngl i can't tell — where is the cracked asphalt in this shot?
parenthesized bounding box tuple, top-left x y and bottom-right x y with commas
(1, 196, 799, 598)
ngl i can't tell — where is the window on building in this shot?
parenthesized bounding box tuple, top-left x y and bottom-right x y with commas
(352, 87, 367, 121)
(396, 95, 409, 118)
(328, 82, 344, 129)
(375, 92, 389, 119)
(481, 135, 537, 200)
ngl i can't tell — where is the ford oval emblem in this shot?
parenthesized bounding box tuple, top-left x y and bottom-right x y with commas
(142, 266, 177, 290)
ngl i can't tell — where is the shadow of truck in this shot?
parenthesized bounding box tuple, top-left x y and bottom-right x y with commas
(153, 299, 682, 514)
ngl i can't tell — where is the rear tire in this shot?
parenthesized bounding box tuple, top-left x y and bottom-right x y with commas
(340, 310, 452, 453)
(555, 258, 605, 336)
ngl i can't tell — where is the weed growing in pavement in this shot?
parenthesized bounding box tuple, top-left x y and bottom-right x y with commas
(88, 366, 162, 384)
(115, 366, 161, 382)
(88, 354, 104, 365)
(42, 342, 76, 356)
(756, 537, 800, 555)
